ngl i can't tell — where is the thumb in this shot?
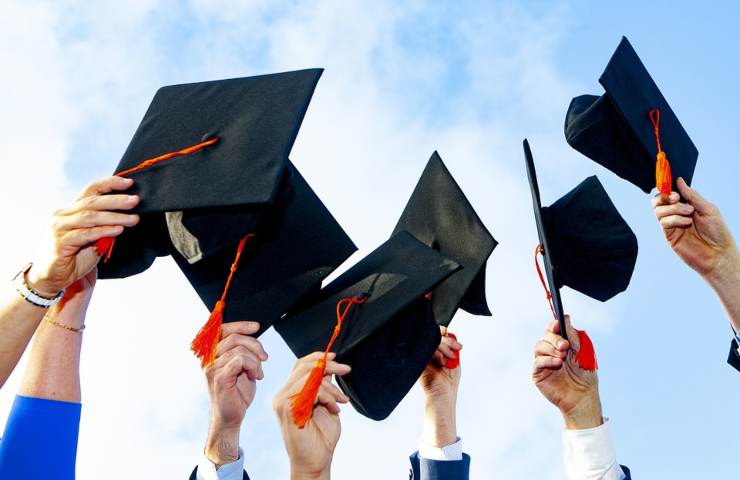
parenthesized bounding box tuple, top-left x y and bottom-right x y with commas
(677, 178, 712, 214)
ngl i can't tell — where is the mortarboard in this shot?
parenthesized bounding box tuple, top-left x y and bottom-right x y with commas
(97, 68, 325, 279)
(524, 139, 638, 344)
(729, 338, 740, 373)
(274, 231, 461, 422)
(172, 162, 357, 341)
(392, 152, 497, 326)
(564, 36, 698, 197)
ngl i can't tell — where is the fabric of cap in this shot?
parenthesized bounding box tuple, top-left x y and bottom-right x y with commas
(393, 152, 497, 326)
(274, 231, 461, 420)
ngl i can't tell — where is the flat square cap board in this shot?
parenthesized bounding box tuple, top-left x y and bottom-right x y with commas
(393, 151, 497, 326)
(274, 231, 461, 420)
(565, 36, 698, 194)
(98, 68, 324, 279)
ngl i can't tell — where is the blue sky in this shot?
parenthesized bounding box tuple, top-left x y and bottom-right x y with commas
(1, 1, 738, 478)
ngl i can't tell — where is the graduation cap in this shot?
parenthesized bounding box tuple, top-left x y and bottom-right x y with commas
(524, 139, 638, 348)
(274, 231, 461, 422)
(97, 68, 325, 278)
(729, 336, 740, 373)
(564, 36, 698, 197)
(392, 152, 497, 327)
(173, 162, 356, 351)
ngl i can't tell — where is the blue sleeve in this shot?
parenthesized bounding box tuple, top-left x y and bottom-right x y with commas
(408, 451, 470, 480)
(0, 395, 82, 480)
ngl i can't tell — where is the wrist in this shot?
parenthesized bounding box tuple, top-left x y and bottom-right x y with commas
(25, 265, 63, 298)
(422, 396, 457, 447)
(290, 465, 330, 480)
(562, 393, 603, 430)
(204, 424, 240, 467)
(705, 247, 740, 287)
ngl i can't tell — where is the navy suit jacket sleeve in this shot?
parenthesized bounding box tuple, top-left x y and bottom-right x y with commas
(728, 339, 740, 373)
(622, 465, 632, 479)
(408, 451, 470, 480)
(189, 466, 250, 480)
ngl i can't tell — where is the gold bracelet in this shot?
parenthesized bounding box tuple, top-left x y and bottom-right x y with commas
(43, 316, 85, 333)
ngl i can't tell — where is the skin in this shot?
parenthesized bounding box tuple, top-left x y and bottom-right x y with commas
(532, 316, 603, 430)
(419, 327, 463, 447)
(203, 321, 268, 468)
(0, 176, 139, 388)
(653, 177, 740, 331)
(273, 352, 351, 480)
(18, 270, 96, 403)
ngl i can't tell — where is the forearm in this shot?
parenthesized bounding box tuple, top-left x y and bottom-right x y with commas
(290, 469, 330, 480)
(204, 422, 240, 467)
(18, 292, 89, 403)
(422, 395, 458, 447)
(705, 248, 740, 332)
(0, 286, 48, 388)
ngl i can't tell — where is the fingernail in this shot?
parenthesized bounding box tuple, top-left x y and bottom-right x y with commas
(127, 215, 139, 225)
(127, 195, 139, 203)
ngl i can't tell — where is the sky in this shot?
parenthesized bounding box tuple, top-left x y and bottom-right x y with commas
(0, 1, 739, 478)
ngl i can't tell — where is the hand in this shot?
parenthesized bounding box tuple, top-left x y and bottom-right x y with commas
(203, 321, 268, 467)
(419, 327, 462, 447)
(532, 316, 602, 430)
(27, 176, 140, 296)
(653, 177, 739, 279)
(273, 352, 350, 480)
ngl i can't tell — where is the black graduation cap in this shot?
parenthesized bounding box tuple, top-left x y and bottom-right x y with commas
(98, 68, 324, 279)
(172, 162, 357, 337)
(392, 152, 497, 326)
(524, 139, 638, 338)
(274, 231, 461, 421)
(564, 36, 698, 194)
(728, 339, 740, 373)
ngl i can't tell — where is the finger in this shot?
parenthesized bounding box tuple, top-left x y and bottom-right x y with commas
(59, 225, 124, 249)
(540, 331, 569, 351)
(533, 355, 564, 374)
(54, 211, 140, 232)
(431, 350, 446, 367)
(438, 341, 456, 359)
(64, 194, 140, 216)
(654, 202, 694, 220)
(217, 332, 268, 361)
(289, 352, 336, 382)
(660, 215, 694, 229)
(77, 176, 134, 199)
(651, 191, 680, 208)
(534, 339, 567, 359)
(316, 384, 342, 414)
(441, 334, 462, 351)
(323, 360, 351, 377)
(439, 326, 448, 336)
(212, 345, 263, 370)
(677, 177, 713, 214)
(546, 319, 559, 334)
(217, 353, 263, 384)
(221, 321, 260, 337)
(321, 378, 349, 403)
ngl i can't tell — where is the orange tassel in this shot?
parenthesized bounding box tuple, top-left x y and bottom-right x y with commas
(95, 137, 219, 263)
(94, 237, 116, 262)
(444, 332, 460, 369)
(291, 359, 327, 428)
(573, 329, 598, 371)
(290, 294, 368, 427)
(191, 300, 225, 367)
(649, 108, 672, 199)
(190, 233, 254, 367)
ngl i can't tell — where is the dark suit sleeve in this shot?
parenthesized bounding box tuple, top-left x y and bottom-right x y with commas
(189, 466, 250, 479)
(408, 451, 470, 480)
(621, 465, 631, 479)
(728, 339, 740, 373)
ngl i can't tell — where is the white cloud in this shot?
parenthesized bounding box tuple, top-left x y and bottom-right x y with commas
(0, 1, 614, 478)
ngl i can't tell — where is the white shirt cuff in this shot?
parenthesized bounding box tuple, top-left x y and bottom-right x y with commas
(418, 437, 463, 461)
(563, 418, 626, 480)
(196, 447, 245, 480)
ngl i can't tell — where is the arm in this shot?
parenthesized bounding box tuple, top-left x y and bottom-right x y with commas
(532, 316, 627, 480)
(0, 176, 139, 388)
(273, 352, 350, 480)
(410, 328, 470, 480)
(194, 321, 267, 480)
(653, 177, 740, 331)
(0, 272, 95, 478)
